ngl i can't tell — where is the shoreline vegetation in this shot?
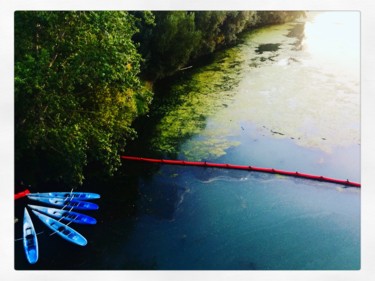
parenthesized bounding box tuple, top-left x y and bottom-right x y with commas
(15, 11, 305, 187)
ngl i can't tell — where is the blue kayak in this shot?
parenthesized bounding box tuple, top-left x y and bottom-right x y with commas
(31, 210, 87, 246)
(23, 208, 39, 264)
(28, 204, 97, 224)
(27, 195, 99, 210)
(28, 192, 100, 200)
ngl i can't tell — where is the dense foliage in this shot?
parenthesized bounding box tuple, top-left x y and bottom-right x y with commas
(15, 11, 152, 185)
(15, 11, 304, 186)
(133, 11, 305, 80)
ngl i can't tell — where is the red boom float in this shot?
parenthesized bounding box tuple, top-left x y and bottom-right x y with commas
(121, 155, 361, 188)
(14, 189, 30, 200)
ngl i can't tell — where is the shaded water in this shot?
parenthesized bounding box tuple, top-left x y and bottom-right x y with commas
(112, 167, 360, 270)
(15, 12, 360, 270)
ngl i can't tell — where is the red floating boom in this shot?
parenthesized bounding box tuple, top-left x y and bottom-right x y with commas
(121, 156, 361, 188)
(14, 189, 30, 200)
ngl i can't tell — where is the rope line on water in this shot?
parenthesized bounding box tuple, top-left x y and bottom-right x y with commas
(14, 156, 360, 201)
(120, 155, 361, 188)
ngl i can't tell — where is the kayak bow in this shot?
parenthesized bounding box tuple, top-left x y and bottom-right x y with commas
(23, 208, 39, 264)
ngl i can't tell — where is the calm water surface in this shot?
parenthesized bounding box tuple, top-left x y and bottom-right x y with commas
(15, 12, 360, 270)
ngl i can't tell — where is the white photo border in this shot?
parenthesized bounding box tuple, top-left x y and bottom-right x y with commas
(1, 1, 374, 280)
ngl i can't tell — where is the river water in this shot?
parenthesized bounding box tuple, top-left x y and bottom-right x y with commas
(15, 12, 360, 270)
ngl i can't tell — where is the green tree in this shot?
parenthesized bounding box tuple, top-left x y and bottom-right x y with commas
(15, 11, 152, 185)
(256, 11, 305, 26)
(193, 11, 227, 56)
(219, 11, 256, 45)
(139, 11, 202, 80)
(129, 11, 156, 77)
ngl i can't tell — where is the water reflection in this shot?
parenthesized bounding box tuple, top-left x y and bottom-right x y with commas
(287, 23, 305, 50)
(138, 178, 186, 220)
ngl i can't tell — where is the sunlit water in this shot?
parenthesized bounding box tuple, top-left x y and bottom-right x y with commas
(15, 12, 360, 270)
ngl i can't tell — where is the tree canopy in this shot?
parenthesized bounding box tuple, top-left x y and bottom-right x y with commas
(15, 11, 152, 185)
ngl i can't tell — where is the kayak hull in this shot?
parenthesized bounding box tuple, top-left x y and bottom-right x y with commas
(31, 210, 87, 246)
(27, 195, 99, 210)
(29, 192, 100, 200)
(28, 204, 97, 224)
(23, 208, 39, 264)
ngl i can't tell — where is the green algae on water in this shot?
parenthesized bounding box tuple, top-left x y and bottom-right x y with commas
(150, 46, 245, 160)
(150, 17, 359, 160)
